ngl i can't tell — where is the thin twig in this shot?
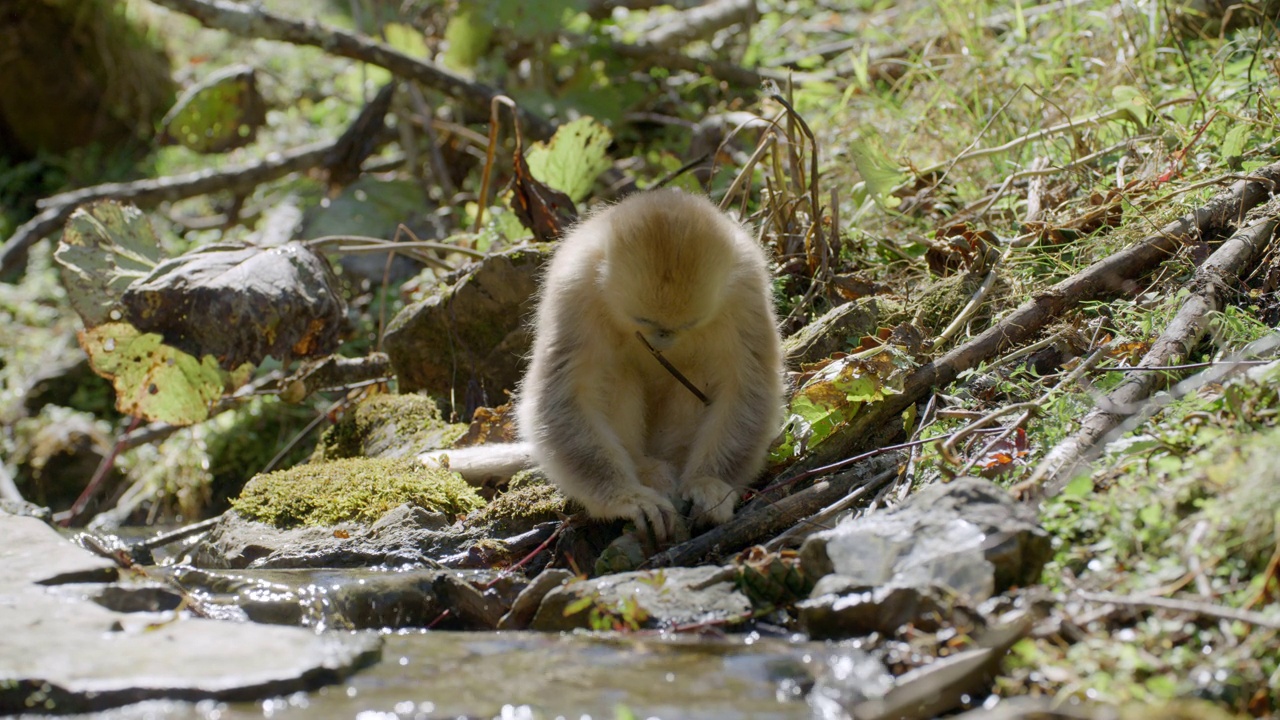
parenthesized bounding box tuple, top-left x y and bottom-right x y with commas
(1078, 590, 1280, 631)
(474, 96, 520, 233)
(635, 332, 711, 406)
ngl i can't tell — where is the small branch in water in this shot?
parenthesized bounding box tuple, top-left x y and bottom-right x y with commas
(635, 332, 711, 406)
(134, 515, 225, 553)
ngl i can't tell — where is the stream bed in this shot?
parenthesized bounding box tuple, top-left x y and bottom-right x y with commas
(78, 631, 817, 719)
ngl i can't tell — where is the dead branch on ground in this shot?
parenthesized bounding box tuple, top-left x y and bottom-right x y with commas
(640, 0, 758, 49)
(644, 452, 901, 568)
(787, 161, 1280, 480)
(1021, 211, 1280, 498)
(1, 141, 332, 275)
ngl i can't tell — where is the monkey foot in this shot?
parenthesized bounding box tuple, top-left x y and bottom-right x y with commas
(682, 475, 738, 526)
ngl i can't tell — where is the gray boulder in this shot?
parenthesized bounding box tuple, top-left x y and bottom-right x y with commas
(0, 512, 379, 714)
(798, 477, 1050, 638)
(383, 245, 549, 409)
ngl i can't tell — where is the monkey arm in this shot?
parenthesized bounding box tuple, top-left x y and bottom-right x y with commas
(679, 300, 784, 525)
(520, 332, 679, 540)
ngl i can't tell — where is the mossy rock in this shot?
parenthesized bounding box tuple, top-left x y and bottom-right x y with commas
(470, 471, 569, 534)
(314, 392, 466, 461)
(232, 457, 485, 528)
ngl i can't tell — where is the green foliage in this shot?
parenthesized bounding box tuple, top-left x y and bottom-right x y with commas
(55, 202, 163, 327)
(561, 589, 652, 632)
(525, 117, 614, 202)
(78, 322, 244, 426)
(1033, 361, 1280, 707)
(160, 65, 265, 154)
(771, 347, 913, 464)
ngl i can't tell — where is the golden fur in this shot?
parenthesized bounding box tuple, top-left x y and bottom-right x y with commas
(424, 189, 784, 541)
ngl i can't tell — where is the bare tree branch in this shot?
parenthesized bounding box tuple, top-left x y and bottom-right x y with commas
(1, 141, 333, 275)
(147, 0, 555, 138)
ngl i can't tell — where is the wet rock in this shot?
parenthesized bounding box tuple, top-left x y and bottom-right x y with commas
(162, 565, 522, 631)
(805, 647, 894, 718)
(841, 618, 1029, 720)
(384, 245, 549, 408)
(191, 505, 471, 569)
(798, 477, 1049, 639)
(0, 512, 380, 714)
(88, 581, 184, 613)
(531, 566, 752, 632)
(1, 514, 117, 586)
(497, 568, 574, 630)
(800, 581, 960, 639)
(78, 632, 824, 718)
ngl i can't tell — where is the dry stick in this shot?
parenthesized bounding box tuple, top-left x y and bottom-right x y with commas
(1077, 590, 1280, 632)
(788, 161, 1280, 478)
(635, 332, 711, 406)
(0, 140, 335, 274)
(473, 96, 521, 233)
(640, 0, 757, 50)
(148, 0, 555, 139)
(643, 452, 902, 568)
(1021, 213, 1280, 498)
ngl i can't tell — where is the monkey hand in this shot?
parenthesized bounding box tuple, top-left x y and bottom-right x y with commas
(609, 485, 678, 544)
(682, 475, 738, 526)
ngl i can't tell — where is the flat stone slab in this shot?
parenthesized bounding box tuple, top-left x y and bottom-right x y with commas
(0, 513, 381, 714)
(531, 566, 752, 631)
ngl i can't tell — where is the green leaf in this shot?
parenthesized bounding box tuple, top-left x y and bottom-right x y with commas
(160, 65, 266, 154)
(442, 11, 490, 70)
(55, 202, 164, 327)
(1138, 502, 1162, 527)
(524, 117, 613, 202)
(563, 594, 595, 616)
(848, 136, 906, 209)
(1221, 125, 1249, 159)
(383, 22, 429, 59)
(79, 322, 229, 425)
(484, 0, 587, 39)
(1112, 85, 1151, 126)
(768, 348, 912, 463)
(1062, 474, 1094, 499)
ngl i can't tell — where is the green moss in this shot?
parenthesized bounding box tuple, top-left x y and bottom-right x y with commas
(231, 456, 485, 528)
(472, 471, 568, 529)
(314, 392, 464, 461)
(910, 271, 996, 334)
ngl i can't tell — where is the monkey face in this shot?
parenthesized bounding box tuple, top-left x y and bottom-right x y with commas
(602, 233, 732, 351)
